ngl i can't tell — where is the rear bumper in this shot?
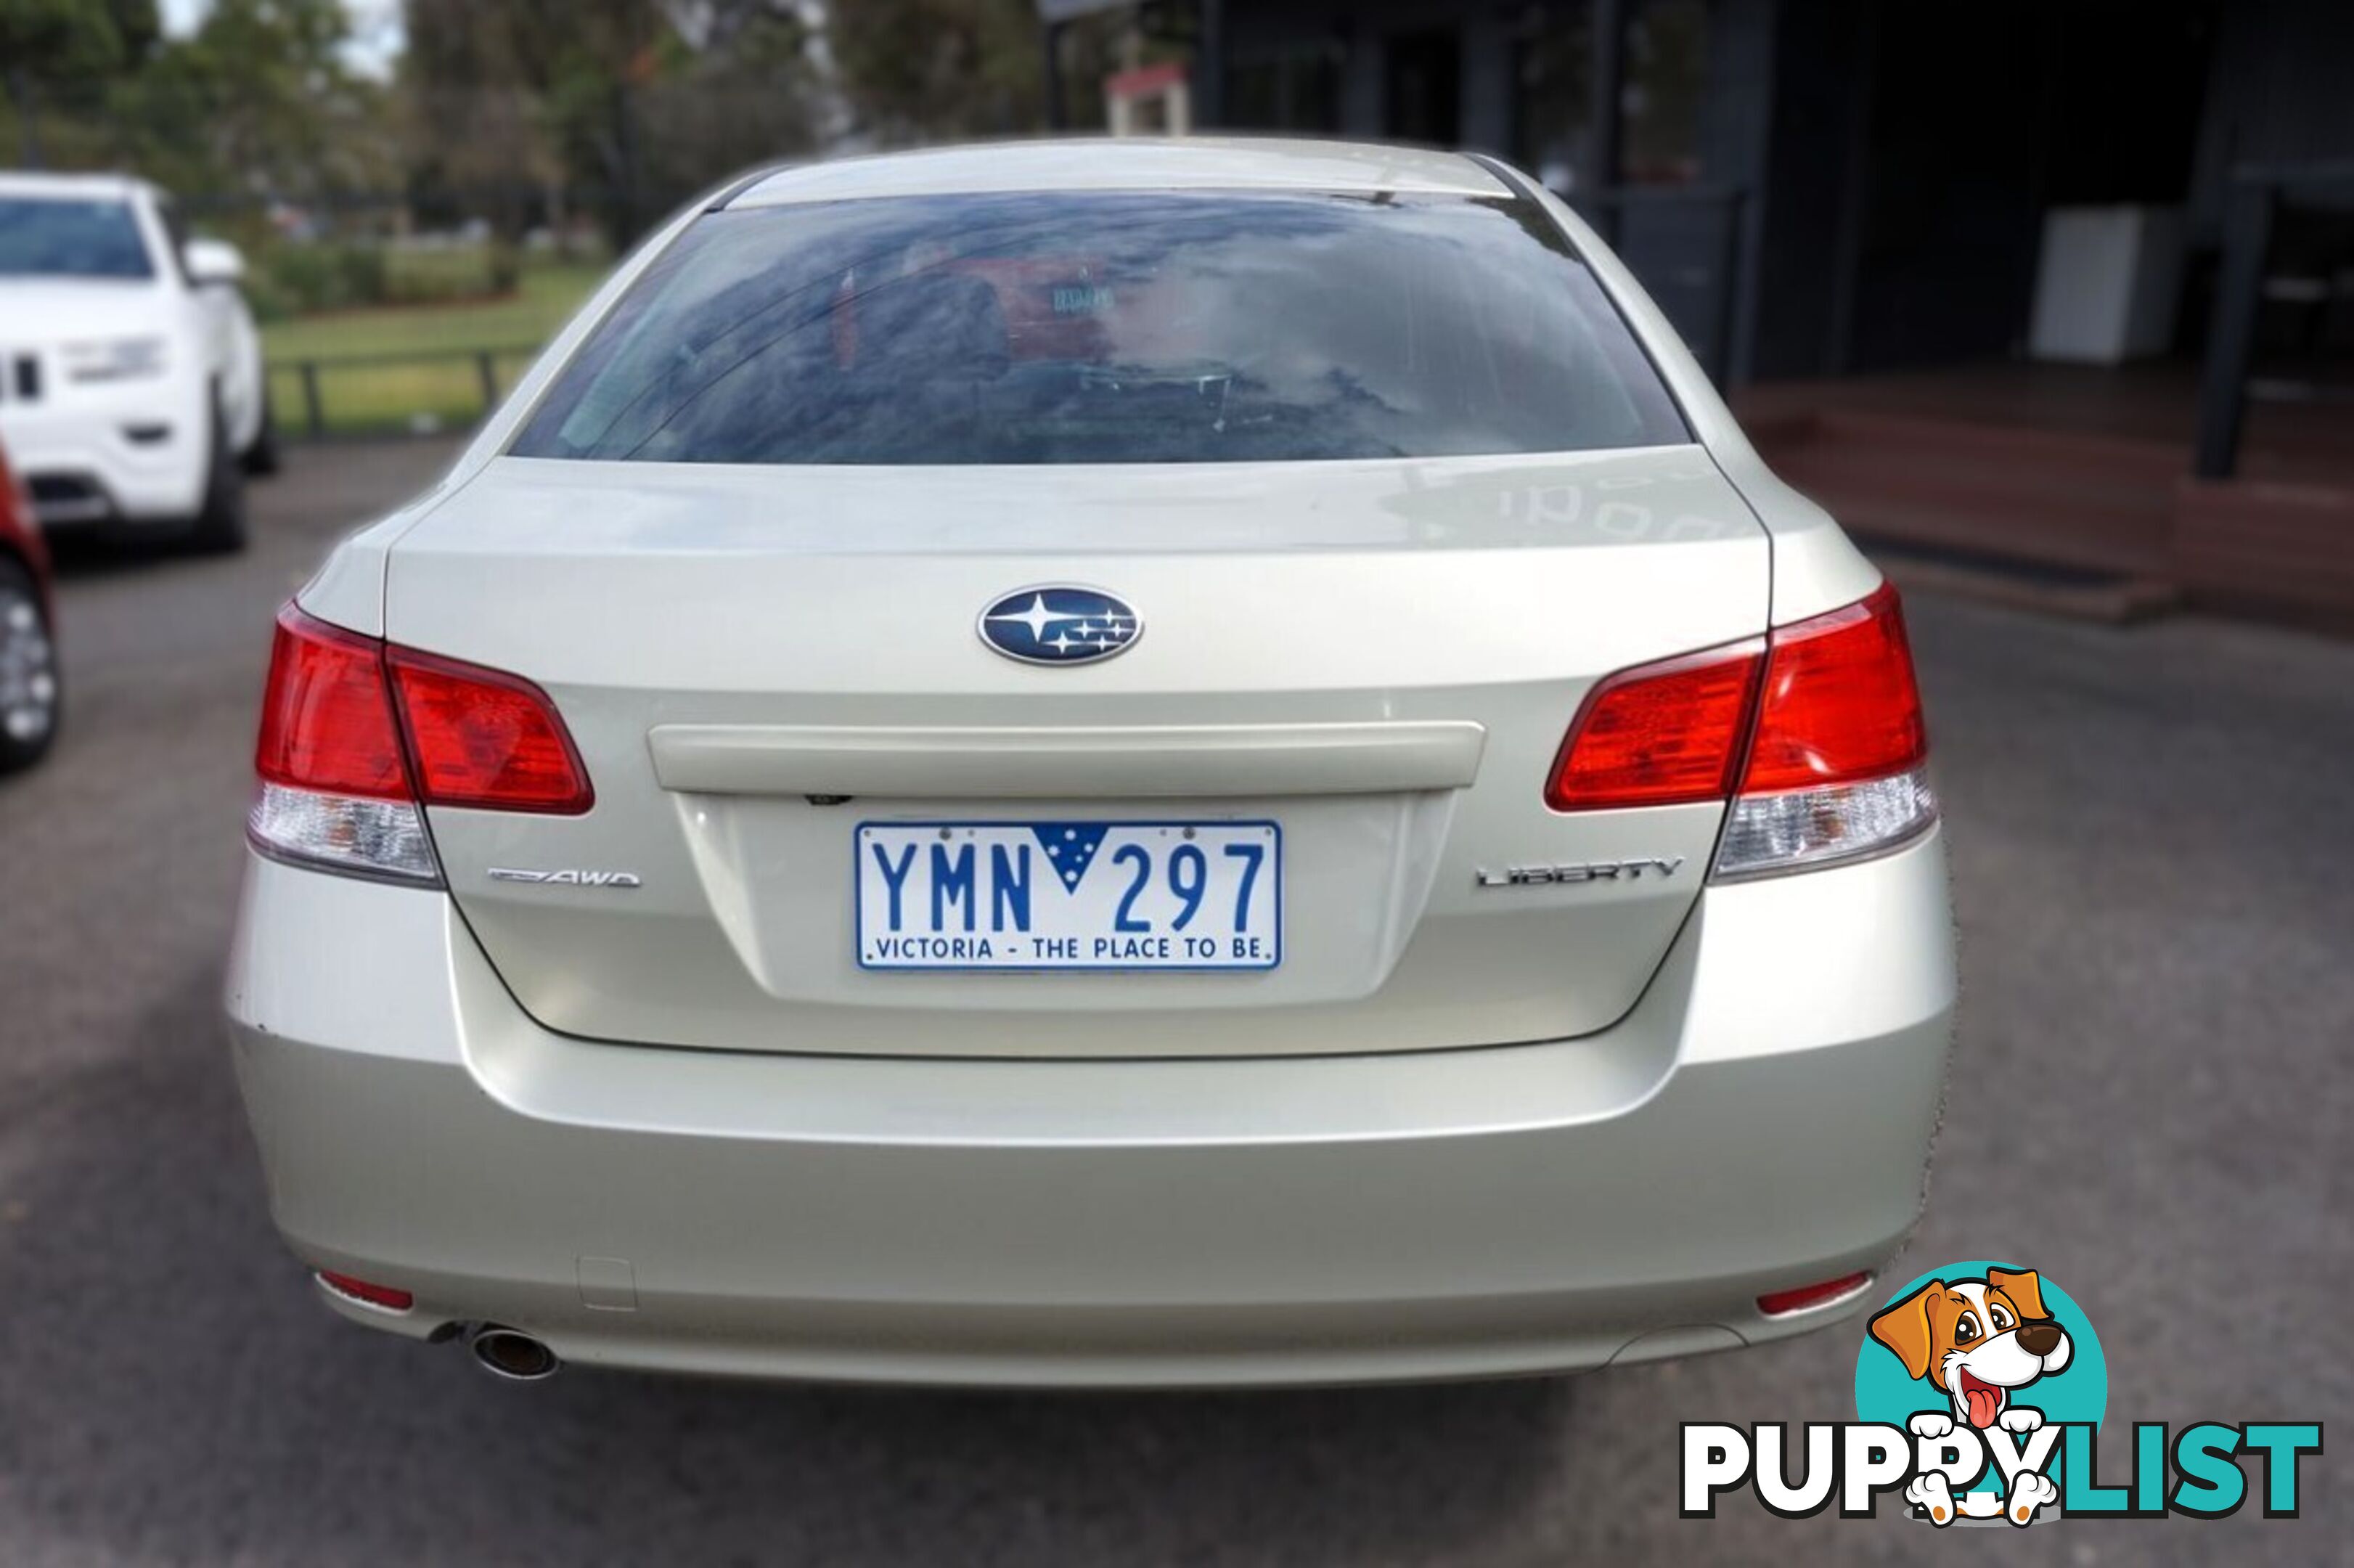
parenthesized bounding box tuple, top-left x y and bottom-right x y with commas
(225, 830, 1954, 1387)
(0, 377, 208, 527)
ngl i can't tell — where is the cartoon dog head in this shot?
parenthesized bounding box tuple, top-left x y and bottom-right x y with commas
(1868, 1267, 2072, 1429)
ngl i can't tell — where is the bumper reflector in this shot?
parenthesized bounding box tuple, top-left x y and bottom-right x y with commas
(1757, 1271, 1873, 1318)
(316, 1270, 415, 1313)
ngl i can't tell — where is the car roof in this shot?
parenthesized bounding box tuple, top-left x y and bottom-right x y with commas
(0, 170, 151, 203)
(726, 137, 1511, 209)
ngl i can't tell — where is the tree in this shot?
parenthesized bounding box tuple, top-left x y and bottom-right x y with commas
(632, 1, 824, 212)
(2, 0, 394, 217)
(399, 0, 572, 237)
(827, 0, 1044, 144)
(113, 0, 398, 199)
(0, 0, 162, 166)
(401, 0, 822, 246)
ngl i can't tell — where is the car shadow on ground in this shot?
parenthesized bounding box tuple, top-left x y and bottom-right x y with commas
(0, 962, 1580, 1567)
(41, 531, 227, 581)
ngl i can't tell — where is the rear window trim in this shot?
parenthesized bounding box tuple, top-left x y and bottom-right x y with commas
(1468, 154, 1702, 446)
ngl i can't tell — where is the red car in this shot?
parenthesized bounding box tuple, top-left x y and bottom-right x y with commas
(0, 437, 60, 772)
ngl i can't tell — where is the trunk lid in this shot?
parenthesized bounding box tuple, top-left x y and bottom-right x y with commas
(385, 446, 1765, 1058)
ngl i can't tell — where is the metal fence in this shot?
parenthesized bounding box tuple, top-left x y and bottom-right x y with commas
(266, 343, 547, 441)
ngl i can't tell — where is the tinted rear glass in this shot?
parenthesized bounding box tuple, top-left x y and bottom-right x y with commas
(0, 198, 154, 281)
(513, 191, 1688, 465)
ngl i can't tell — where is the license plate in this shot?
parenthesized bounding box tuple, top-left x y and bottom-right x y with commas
(855, 820, 1281, 971)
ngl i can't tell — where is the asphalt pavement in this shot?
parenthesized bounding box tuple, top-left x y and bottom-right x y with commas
(1, 442, 2346, 1565)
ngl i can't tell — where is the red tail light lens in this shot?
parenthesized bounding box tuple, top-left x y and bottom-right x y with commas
(1739, 582, 1926, 793)
(1545, 641, 1762, 812)
(388, 649, 593, 814)
(256, 608, 409, 799)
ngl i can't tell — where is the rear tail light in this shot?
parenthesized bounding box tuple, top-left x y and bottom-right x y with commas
(249, 604, 590, 882)
(1549, 581, 1934, 879)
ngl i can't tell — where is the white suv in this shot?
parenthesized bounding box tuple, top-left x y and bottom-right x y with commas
(0, 172, 271, 552)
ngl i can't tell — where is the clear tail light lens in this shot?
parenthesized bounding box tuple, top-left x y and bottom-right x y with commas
(1712, 769, 1937, 878)
(248, 780, 439, 882)
(1548, 581, 1935, 879)
(248, 604, 591, 882)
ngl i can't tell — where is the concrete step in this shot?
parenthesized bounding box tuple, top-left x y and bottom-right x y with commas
(1751, 409, 2181, 576)
(1858, 535, 2181, 624)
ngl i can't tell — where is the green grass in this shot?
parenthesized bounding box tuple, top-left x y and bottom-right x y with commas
(261, 263, 605, 360)
(261, 264, 608, 437)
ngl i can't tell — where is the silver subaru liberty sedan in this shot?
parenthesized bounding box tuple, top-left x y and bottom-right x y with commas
(226, 139, 1953, 1387)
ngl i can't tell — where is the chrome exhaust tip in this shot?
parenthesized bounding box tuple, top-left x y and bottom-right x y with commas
(468, 1325, 560, 1383)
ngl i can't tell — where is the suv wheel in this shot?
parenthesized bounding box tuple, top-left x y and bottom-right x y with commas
(243, 388, 282, 477)
(187, 389, 249, 552)
(0, 558, 60, 774)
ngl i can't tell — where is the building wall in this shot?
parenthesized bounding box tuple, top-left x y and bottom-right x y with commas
(1744, 0, 1865, 381)
(1200, 0, 2341, 383)
(2189, 0, 2354, 228)
(1746, 0, 2215, 379)
(1220, 0, 1765, 381)
(1696, 0, 1777, 383)
(1222, 0, 1508, 144)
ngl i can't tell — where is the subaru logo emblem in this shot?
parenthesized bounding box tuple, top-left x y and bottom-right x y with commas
(976, 585, 1143, 666)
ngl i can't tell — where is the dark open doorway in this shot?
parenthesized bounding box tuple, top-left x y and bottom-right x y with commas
(1839, 1, 2216, 373)
(1384, 29, 1461, 145)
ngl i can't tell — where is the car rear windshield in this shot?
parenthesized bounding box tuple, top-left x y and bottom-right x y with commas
(512, 190, 1689, 465)
(0, 198, 154, 281)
